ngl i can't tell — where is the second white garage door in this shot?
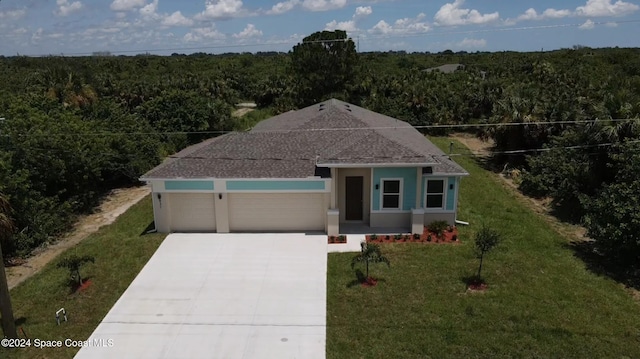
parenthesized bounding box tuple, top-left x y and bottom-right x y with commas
(228, 193, 325, 232)
(169, 193, 216, 232)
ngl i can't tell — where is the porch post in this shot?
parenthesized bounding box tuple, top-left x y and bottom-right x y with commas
(415, 168, 422, 209)
(330, 168, 337, 208)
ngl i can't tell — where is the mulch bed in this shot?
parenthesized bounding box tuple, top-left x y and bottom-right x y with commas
(365, 226, 460, 244)
(361, 277, 378, 287)
(328, 235, 348, 244)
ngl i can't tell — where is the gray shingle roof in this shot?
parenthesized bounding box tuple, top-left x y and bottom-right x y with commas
(141, 99, 468, 179)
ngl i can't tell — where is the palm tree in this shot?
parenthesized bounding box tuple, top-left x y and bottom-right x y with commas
(351, 242, 390, 281)
(0, 193, 17, 338)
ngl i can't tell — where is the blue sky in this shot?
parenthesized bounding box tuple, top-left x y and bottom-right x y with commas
(0, 0, 639, 56)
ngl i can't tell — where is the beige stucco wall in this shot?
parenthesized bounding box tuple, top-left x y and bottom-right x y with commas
(152, 191, 171, 232)
(337, 168, 372, 224)
(369, 212, 411, 228)
(214, 193, 229, 233)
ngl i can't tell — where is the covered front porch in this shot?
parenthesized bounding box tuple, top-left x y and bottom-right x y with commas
(325, 166, 428, 237)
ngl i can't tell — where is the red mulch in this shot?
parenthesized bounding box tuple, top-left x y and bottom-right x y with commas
(467, 282, 488, 291)
(77, 279, 93, 292)
(361, 277, 378, 287)
(328, 235, 348, 244)
(365, 226, 460, 244)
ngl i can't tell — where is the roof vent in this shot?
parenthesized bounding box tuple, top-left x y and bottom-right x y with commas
(422, 167, 433, 175)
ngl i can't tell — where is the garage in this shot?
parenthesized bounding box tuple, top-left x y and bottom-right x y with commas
(169, 193, 216, 232)
(228, 193, 324, 232)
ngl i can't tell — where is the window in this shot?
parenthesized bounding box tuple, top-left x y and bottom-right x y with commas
(425, 179, 445, 209)
(381, 179, 402, 209)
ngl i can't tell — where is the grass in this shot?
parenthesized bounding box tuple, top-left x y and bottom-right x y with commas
(0, 196, 165, 359)
(326, 137, 640, 359)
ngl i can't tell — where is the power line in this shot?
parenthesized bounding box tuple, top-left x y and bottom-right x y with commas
(17, 19, 640, 57)
(1, 117, 638, 137)
(449, 139, 640, 157)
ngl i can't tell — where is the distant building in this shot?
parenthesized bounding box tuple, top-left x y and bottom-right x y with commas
(424, 64, 465, 74)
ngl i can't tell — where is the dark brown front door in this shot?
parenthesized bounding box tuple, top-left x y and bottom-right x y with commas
(345, 176, 364, 221)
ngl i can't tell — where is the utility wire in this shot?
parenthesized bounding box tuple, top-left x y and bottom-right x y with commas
(1, 117, 638, 137)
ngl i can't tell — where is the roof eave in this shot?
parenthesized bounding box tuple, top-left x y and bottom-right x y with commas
(317, 162, 439, 168)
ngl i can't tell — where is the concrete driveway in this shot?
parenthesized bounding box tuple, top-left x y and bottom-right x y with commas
(75, 233, 327, 359)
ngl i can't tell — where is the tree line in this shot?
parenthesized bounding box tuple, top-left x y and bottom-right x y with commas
(1, 31, 639, 271)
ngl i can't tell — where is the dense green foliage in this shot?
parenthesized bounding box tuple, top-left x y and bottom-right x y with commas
(290, 30, 358, 107)
(1, 44, 639, 263)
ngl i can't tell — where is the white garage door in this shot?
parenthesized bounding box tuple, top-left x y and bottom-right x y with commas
(169, 193, 216, 232)
(228, 193, 324, 232)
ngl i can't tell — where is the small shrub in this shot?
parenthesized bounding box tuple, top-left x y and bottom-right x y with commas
(475, 225, 501, 279)
(427, 234, 432, 242)
(428, 220, 449, 237)
(413, 233, 421, 240)
(329, 236, 336, 243)
(351, 242, 391, 280)
(57, 254, 95, 286)
(338, 235, 346, 243)
(452, 234, 458, 241)
(370, 234, 378, 241)
(394, 234, 402, 241)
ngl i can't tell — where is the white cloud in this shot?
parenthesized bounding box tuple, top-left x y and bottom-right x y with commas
(605, 21, 619, 26)
(183, 25, 226, 42)
(458, 37, 486, 48)
(162, 11, 194, 27)
(302, 0, 347, 12)
(369, 13, 430, 35)
(325, 6, 372, 32)
(195, 0, 246, 20)
(543, 8, 573, 18)
(232, 23, 262, 38)
(139, 0, 159, 18)
(576, 0, 639, 16)
(110, 0, 147, 11)
(55, 0, 83, 17)
(325, 19, 358, 31)
(354, 6, 372, 19)
(0, 9, 27, 20)
(434, 0, 500, 26)
(267, 0, 299, 15)
(579, 19, 596, 29)
(517, 7, 572, 21)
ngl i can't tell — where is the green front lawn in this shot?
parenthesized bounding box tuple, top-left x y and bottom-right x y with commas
(1, 196, 165, 359)
(326, 138, 640, 358)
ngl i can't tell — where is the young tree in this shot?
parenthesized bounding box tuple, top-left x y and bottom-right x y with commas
(57, 254, 95, 286)
(0, 193, 17, 338)
(351, 242, 390, 281)
(290, 30, 358, 107)
(475, 225, 501, 279)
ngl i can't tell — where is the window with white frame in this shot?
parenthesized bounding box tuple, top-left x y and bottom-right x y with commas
(425, 179, 445, 209)
(381, 179, 402, 209)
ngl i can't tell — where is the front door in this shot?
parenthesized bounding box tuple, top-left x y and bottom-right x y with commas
(345, 176, 364, 221)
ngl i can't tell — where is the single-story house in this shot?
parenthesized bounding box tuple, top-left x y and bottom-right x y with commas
(140, 99, 469, 236)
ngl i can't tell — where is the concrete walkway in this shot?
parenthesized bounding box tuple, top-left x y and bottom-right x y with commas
(75, 233, 327, 359)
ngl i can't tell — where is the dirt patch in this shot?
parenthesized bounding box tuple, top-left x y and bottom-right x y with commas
(232, 108, 255, 117)
(449, 133, 588, 242)
(450, 132, 494, 157)
(6, 186, 150, 290)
